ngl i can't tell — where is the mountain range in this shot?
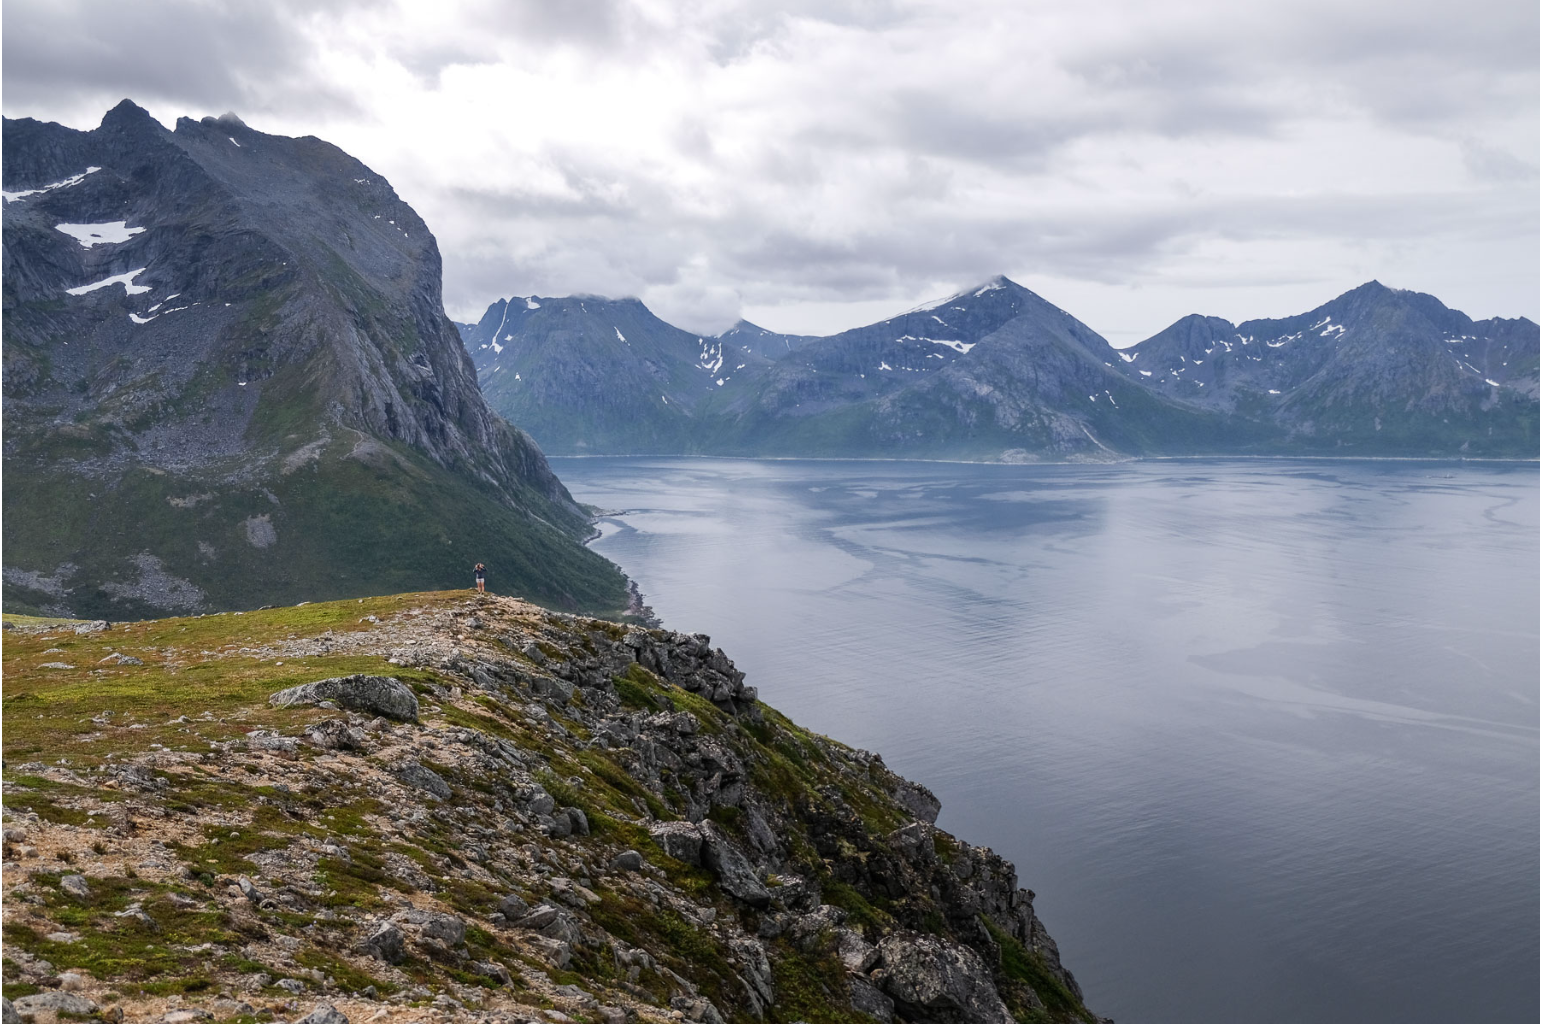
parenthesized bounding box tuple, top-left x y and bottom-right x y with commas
(459, 278, 1538, 460)
(2, 101, 631, 619)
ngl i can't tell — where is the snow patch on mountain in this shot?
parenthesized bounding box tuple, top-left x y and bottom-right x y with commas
(55, 221, 145, 248)
(3, 166, 100, 203)
(66, 268, 152, 296)
(897, 334, 976, 354)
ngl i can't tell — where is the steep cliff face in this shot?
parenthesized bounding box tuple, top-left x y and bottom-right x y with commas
(2, 102, 628, 619)
(1, 594, 1104, 1024)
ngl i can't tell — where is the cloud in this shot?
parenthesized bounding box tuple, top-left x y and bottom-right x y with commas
(3, 0, 1535, 336)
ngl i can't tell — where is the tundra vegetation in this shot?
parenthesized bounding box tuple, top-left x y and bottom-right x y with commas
(2, 593, 1100, 1024)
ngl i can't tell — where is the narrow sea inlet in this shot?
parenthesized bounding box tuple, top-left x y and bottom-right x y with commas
(553, 457, 1539, 1024)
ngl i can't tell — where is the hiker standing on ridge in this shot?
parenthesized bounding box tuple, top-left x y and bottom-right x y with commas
(474, 562, 486, 594)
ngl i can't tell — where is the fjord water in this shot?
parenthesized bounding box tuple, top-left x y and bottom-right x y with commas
(554, 457, 1539, 1024)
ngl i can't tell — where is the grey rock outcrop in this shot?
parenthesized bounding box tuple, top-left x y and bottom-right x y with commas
(699, 822, 772, 907)
(359, 922, 405, 964)
(12, 992, 99, 1017)
(293, 1004, 350, 1024)
(270, 675, 419, 722)
(390, 760, 450, 800)
(649, 821, 705, 864)
(890, 778, 942, 824)
(876, 933, 1015, 1024)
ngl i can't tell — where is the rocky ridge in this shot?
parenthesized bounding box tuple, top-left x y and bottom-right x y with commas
(2, 593, 1103, 1024)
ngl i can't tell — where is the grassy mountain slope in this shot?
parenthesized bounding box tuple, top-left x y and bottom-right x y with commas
(2, 592, 1104, 1024)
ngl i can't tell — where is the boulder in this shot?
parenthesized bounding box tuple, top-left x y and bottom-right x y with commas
(269, 675, 418, 722)
(786, 904, 847, 949)
(391, 760, 451, 800)
(523, 786, 556, 816)
(360, 922, 405, 964)
(607, 850, 645, 873)
(423, 913, 466, 947)
(160, 1010, 212, 1023)
(497, 893, 529, 920)
(293, 1004, 350, 1024)
(648, 821, 704, 865)
(511, 904, 561, 930)
(835, 927, 880, 973)
(246, 731, 300, 756)
(473, 960, 513, 986)
(1, 999, 18, 1024)
(58, 874, 91, 899)
(304, 718, 368, 751)
(528, 935, 572, 969)
(511, 903, 584, 946)
(391, 908, 466, 946)
(13, 992, 98, 1016)
(875, 933, 1014, 1024)
(848, 977, 895, 1023)
(699, 822, 771, 907)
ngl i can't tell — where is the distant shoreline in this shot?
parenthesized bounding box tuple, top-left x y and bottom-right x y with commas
(551, 453, 1540, 466)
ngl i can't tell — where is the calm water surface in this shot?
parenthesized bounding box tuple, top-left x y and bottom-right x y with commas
(552, 457, 1539, 1024)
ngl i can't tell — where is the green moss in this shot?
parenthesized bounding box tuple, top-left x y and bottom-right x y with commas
(613, 664, 667, 712)
(294, 949, 395, 995)
(2, 875, 243, 987)
(982, 917, 1094, 1024)
(820, 880, 892, 932)
(768, 947, 881, 1023)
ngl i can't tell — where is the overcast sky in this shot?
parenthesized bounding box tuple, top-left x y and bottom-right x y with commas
(4, 0, 1536, 341)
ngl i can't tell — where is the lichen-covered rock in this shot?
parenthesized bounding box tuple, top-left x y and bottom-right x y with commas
(303, 718, 368, 750)
(392, 908, 466, 947)
(699, 821, 771, 907)
(391, 759, 450, 800)
(876, 933, 1016, 1024)
(649, 820, 705, 865)
(890, 777, 942, 824)
(293, 1004, 350, 1024)
(269, 675, 419, 722)
(12, 992, 99, 1017)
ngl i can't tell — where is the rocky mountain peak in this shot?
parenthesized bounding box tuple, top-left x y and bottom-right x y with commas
(3, 101, 631, 619)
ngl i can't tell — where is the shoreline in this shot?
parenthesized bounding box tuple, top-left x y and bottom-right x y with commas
(551, 452, 1540, 466)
